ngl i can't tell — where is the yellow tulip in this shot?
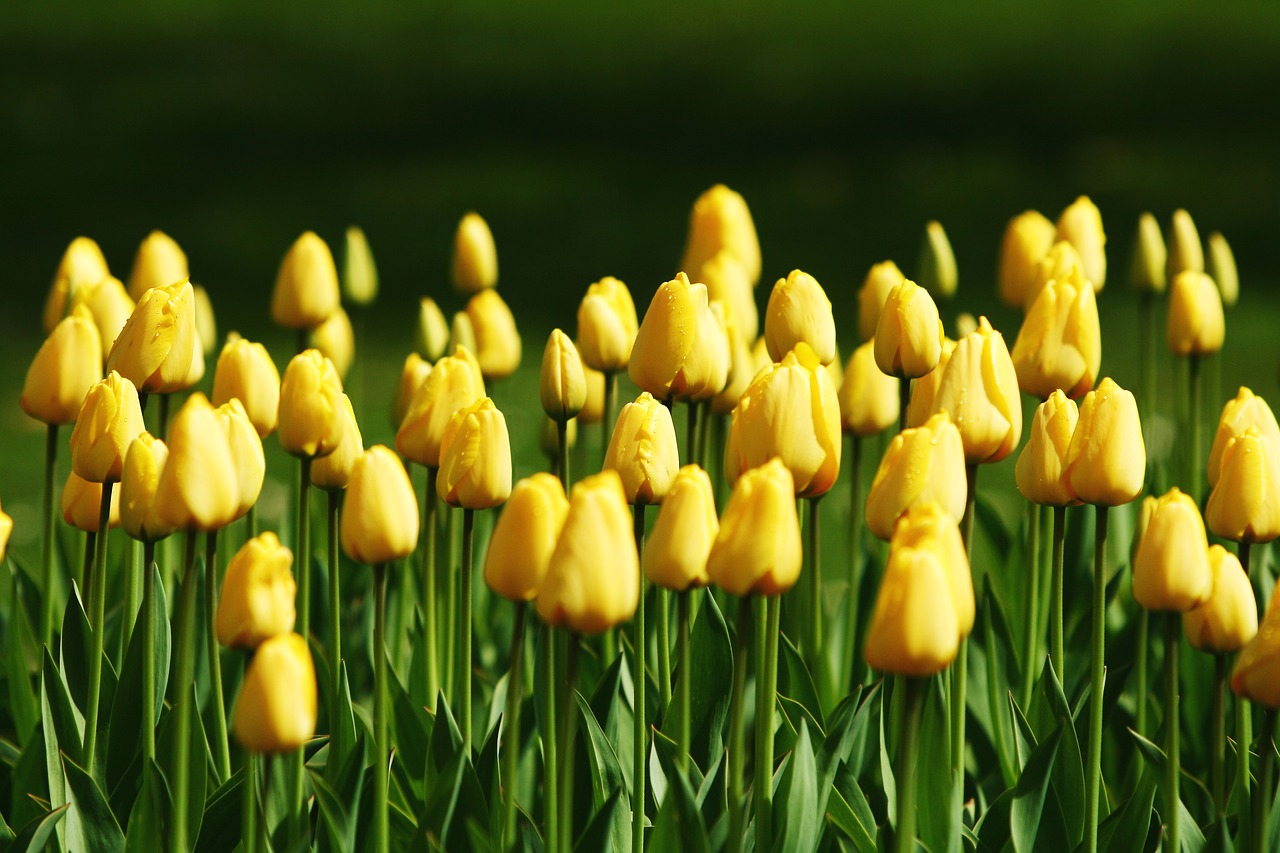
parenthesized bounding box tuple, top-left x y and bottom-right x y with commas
(106, 280, 197, 395)
(576, 276, 638, 374)
(1010, 270, 1101, 399)
(341, 225, 379, 306)
(126, 230, 189, 301)
(0, 502, 11, 564)
(437, 398, 513, 510)
(905, 336, 956, 428)
(864, 412, 967, 540)
(1055, 195, 1106, 290)
(1167, 208, 1203, 279)
(1063, 377, 1146, 506)
(270, 231, 340, 330)
(343, 446, 419, 564)
(998, 211, 1056, 308)
(604, 392, 680, 505)
(215, 399, 266, 519)
(183, 334, 206, 389)
(691, 299, 732, 402)
(416, 297, 450, 362)
(1015, 391, 1081, 507)
(1207, 232, 1238, 308)
(629, 274, 727, 401)
(484, 473, 569, 602)
(232, 633, 317, 754)
(216, 532, 297, 649)
(120, 433, 175, 542)
(693, 249, 758, 341)
(873, 280, 943, 379)
(192, 284, 216, 357)
(724, 342, 841, 498)
(540, 330, 587, 422)
(535, 470, 639, 633)
(21, 305, 104, 426)
(1184, 546, 1257, 654)
(44, 236, 111, 332)
(309, 305, 355, 381)
(1132, 488, 1212, 611)
(1026, 240, 1086, 308)
(1130, 212, 1167, 294)
(312, 395, 363, 492)
(68, 276, 134, 357)
(70, 371, 145, 483)
(211, 335, 281, 439)
(451, 311, 478, 356)
(391, 353, 433, 431)
(396, 352, 485, 467)
(577, 365, 606, 425)
(917, 220, 958, 299)
(839, 341, 899, 437)
(706, 457, 802, 596)
(892, 502, 974, 634)
(858, 260, 907, 343)
(764, 269, 837, 366)
(954, 312, 978, 339)
(61, 471, 122, 532)
(277, 349, 345, 460)
(451, 212, 498, 294)
(1231, 595, 1280, 708)
(928, 316, 1022, 464)
(644, 465, 718, 591)
(466, 289, 521, 381)
(155, 393, 240, 532)
(1205, 428, 1280, 544)
(712, 299, 766, 416)
(678, 184, 761, 287)
(1166, 271, 1224, 357)
(1208, 387, 1280, 487)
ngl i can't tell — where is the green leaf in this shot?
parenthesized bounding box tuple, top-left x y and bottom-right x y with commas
(1009, 727, 1062, 853)
(6, 566, 40, 745)
(648, 759, 709, 853)
(124, 760, 170, 853)
(157, 684, 210, 852)
(5, 804, 69, 853)
(916, 675, 956, 853)
(1098, 764, 1157, 853)
(419, 743, 466, 848)
(63, 752, 126, 853)
(1027, 658, 1085, 849)
(388, 655, 430, 798)
(573, 789, 623, 853)
(575, 691, 628, 840)
(326, 659, 357, 785)
(826, 763, 877, 853)
(107, 563, 170, 793)
(41, 651, 79, 851)
(8, 726, 49, 830)
(195, 765, 246, 853)
(772, 718, 819, 853)
(685, 590, 733, 770)
(778, 634, 824, 732)
(59, 583, 93, 714)
(978, 579, 1017, 790)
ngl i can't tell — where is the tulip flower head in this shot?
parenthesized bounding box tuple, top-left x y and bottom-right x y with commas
(928, 316, 1022, 464)
(342, 446, 420, 565)
(21, 305, 104, 426)
(873, 279, 943, 380)
(484, 473, 570, 602)
(1166, 271, 1224, 357)
(466, 289, 522, 381)
(999, 210, 1056, 308)
(577, 365, 606, 425)
(1027, 241, 1087, 308)
(1184, 546, 1257, 654)
(604, 392, 680, 505)
(906, 336, 956, 428)
(839, 340, 899, 437)
(1205, 428, 1280, 544)
(270, 231, 340, 330)
(540, 329, 587, 422)
(212, 398, 266, 520)
(764, 269, 837, 366)
(1132, 488, 1213, 612)
(309, 305, 355, 381)
(1011, 270, 1101, 400)
(644, 465, 718, 591)
(212, 335, 281, 438)
(693, 249, 758, 341)
(1231, 594, 1280, 708)
(576, 276, 639, 374)
(106, 280, 197, 395)
(155, 393, 241, 532)
(0, 501, 11, 564)
(451, 311, 478, 356)
(707, 457, 802, 597)
(1207, 232, 1238, 308)
(278, 349, 345, 460)
(451, 212, 498, 294)
(217, 532, 297, 649)
(233, 632, 317, 753)
(1167, 209, 1204, 280)
(865, 411, 967, 540)
(312, 395, 363, 492)
(392, 353, 433, 431)
(69, 275, 134, 357)
(1055, 195, 1106, 290)
(396, 352, 485, 468)
(341, 225, 379, 306)
(62, 471, 122, 532)
(1063, 377, 1146, 506)
(437, 398, 513, 510)
(1209, 387, 1280, 488)
(192, 284, 216, 358)
(857, 260, 906, 343)
(629, 273, 731, 401)
(70, 371, 145, 484)
(917, 220, 958, 299)
(44, 236, 111, 332)
(416, 297, 450, 362)
(1130, 212, 1167, 294)
(127, 230, 189, 301)
(120, 433, 175, 542)
(679, 183, 761, 287)
(712, 298, 765, 415)
(1015, 391, 1081, 507)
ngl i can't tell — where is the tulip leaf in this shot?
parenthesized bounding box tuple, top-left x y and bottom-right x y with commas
(825, 764, 877, 853)
(195, 765, 247, 853)
(648, 758, 708, 853)
(814, 686, 865, 822)
(124, 760, 170, 853)
(311, 770, 353, 853)
(107, 563, 171, 793)
(388, 655, 430, 797)
(975, 787, 1014, 850)
(1097, 769, 1159, 853)
(5, 804, 69, 853)
(575, 692, 630, 851)
(419, 740, 467, 847)
(59, 583, 93, 714)
(8, 725, 50, 830)
(62, 751, 126, 853)
(779, 634, 824, 731)
(878, 688, 895, 826)
(1009, 726, 1062, 853)
(1028, 658, 1085, 848)
(916, 674, 956, 853)
(686, 590, 733, 770)
(326, 660, 357, 784)
(428, 688, 465, 779)
(589, 651, 634, 787)
(41, 650, 83, 852)
(773, 718, 820, 853)
(156, 684, 209, 852)
(573, 788, 624, 853)
(6, 565, 40, 745)
(976, 580, 1017, 790)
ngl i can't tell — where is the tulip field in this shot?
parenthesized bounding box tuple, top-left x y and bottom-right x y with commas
(1, 178, 1279, 853)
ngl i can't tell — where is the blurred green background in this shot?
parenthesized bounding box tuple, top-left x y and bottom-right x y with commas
(3, 0, 1278, 552)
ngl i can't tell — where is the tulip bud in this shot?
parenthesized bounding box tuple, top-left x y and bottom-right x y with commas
(693, 250, 758, 341)
(106, 280, 197, 395)
(540, 330, 587, 422)
(1231, 596, 1280, 708)
(917, 220, 958, 299)
(306, 305, 354, 381)
(954, 312, 978, 339)
(604, 392, 680, 505)
(341, 225, 379, 306)
(1166, 271, 1224, 357)
(1063, 377, 1145, 506)
(998, 211, 1056, 308)
(451, 212, 498, 294)
(540, 416, 577, 460)
(416, 298, 450, 362)
(391, 354, 432, 432)
(892, 502, 975, 634)
(44, 237, 111, 332)
(466, 289, 521, 381)
(215, 399, 266, 519)
(451, 311, 477, 356)
(217, 532, 296, 649)
(1130, 212, 1167, 294)
(1131, 488, 1213, 611)
(576, 277, 638, 374)
(120, 433, 175, 542)
(928, 317, 1022, 464)
(1055, 195, 1106, 290)
(192, 284, 217, 357)
(905, 336, 956, 428)
(308, 394, 360, 493)
(232, 633, 317, 753)
(865, 412, 967, 540)
(693, 300, 733, 402)
(396, 353, 485, 468)
(277, 349, 345, 460)
(712, 299, 759, 415)
(644, 465, 718, 591)
(126, 230, 189, 301)
(154, 393, 240, 532)
(1015, 391, 1080, 507)
(839, 341, 899, 437)
(873, 280, 943, 379)
(270, 232, 340, 330)
(1011, 271, 1101, 400)
(69, 276, 134, 357)
(1167, 209, 1204, 279)
(858, 260, 906, 343)
(61, 471, 121, 532)
(21, 306, 104, 426)
(1207, 232, 1238, 308)
(1205, 428, 1280, 544)
(629, 274, 727, 401)
(1185, 546, 1257, 654)
(1027, 241, 1087, 308)
(679, 184, 761, 287)
(342, 446, 419, 564)
(437, 398, 513, 510)
(536, 470, 639, 633)
(706, 457, 802, 596)
(1208, 388, 1280, 488)
(764, 269, 837, 365)
(577, 366, 606, 425)
(0, 502, 11, 565)
(212, 336, 281, 439)
(183, 330, 207, 389)
(70, 371, 145, 483)
(484, 473, 569, 602)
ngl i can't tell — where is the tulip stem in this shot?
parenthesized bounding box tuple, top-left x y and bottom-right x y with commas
(327, 491, 342, 727)
(206, 529, 232, 783)
(755, 595, 781, 851)
(727, 597, 751, 853)
(243, 751, 258, 853)
(446, 507, 458, 699)
(1084, 504, 1109, 853)
(1255, 710, 1276, 851)
(1050, 505, 1066, 684)
(675, 590, 692, 775)
(1136, 609, 1149, 741)
(557, 420, 570, 489)
(633, 503, 647, 853)
(246, 504, 258, 540)
(171, 530, 199, 853)
(1164, 613, 1181, 853)
(697, 401, 712, 470)
(559, 634, 581, 847)
(953, 464, 978, 801)
(657, 590, 672, 708)
(298, 458, 313, 642)
(502, 602, 527, 852)
(604, 371, 617, 458)
(40, 423, 58, 649)
(1237, 684, 1253, 851)
(1212, 654, 1226, 813)
(373, 564, 389, 853)
(807, 496, 824, 707)
(711, 414, 726, 509)
(1189, 355, 1203, 505)
(540, 621, 559, 853)
(124, 540, 141, 654)
(142, 543, 157, 762)
(1021, 502, 1042, 709)
(461, 508, 475, 753)
(686, 401, 699, 467)
(898, 374, 910, 432)
(895, 676, 924, 853)
(83, 480, 114, 777)
(158, 393, 171, 440)
(846, 436, 864, 691)
(422, 466, 440, 710)
(79, 530, 93, 592)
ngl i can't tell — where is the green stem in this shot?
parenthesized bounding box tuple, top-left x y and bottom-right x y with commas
(603, 371, 617, 468)
(559, 635, 581, 849)
(557, 420, 570, 489)
(1190, 355, 1203, 505)
(298, 457, 312, 639)
(40, 423, 58, 649)
(206, 529, 231, 783)
(686, 400, 699, 467)
(422, 466, 439, 710)
(1165, 613, 1181, 853)
(246, 504, 258, 540)
(1237, 682, 1253, 852)
(755, 595, 781, 851)
(445, 506, 458, 698)
(1254, 710, 1276, 852)
(1021, 502, 1042, 708)
(1084, 504, 1109, 853)
(808, 496, 824, 707)
(697, 401, 712, 470)
(373, 564, 389, 853)
(657, 590, 672, 708)
(954, 464, 977, 796)
(895, 677, 925, 853)
(79, 530, 93, 592)
(1050, 505, 1066, 682)
(541, 622, 559, 853)
(676, 590, 692, 775)
(170, 530, 198, 853)
(243, 752, 258, 853)
(846, 436, 863, 691)
(1212, 654, 1226, 814)
(461, 508, 475, 753)
(83, 480, 114, 777)
(327, 491, 342, 727)
(1136, 609, 1149, 738)
(157, 393, 171, 440)
(124, 539, 141, 654)
(727, 598, 751, 853)
(711, 413, 726, 510)
(898, 374, 911, 432)
(502, 603, 527, 852)
(633, 503, 647, 853)
(142, 539, 156, 762)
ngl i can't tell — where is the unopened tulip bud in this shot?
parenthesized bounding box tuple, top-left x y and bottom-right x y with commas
(215, 399, 266, 519)
(692, 300, 733, 402)
(416, 298, 450, 362)
(929, 316, 1022, 464)
(694, 250, 758, 341)
(1055, 195, 1106, 290)
(679, 184, 761, 287)
(577, 366, 606, 425)
(1231, 597, 1280, 708)
(1185, 546, 1257, 654)
(712, 300, 765, 416)
(707, 457, 802, 596)
(576, 276, 638, 374)
(605, 392, 679, 505)
(233, 633, 317, 753)
(61, 471, 121, 532)
(906, 337, 956, 428)
(764, 269, 837, 365)
(183, 335, 206, 389)
(540, 330, 587, 421)
(873, 280, 943, 379)
(342, 446, 419, 565)
(892, 502, 974, 635)
(451, 212, 498, 294)
(1207, 232, 1238, 308)
(155, 393, 240, 532)
(192, 284, 216, 357)
(1209, 388, 1280, 487)
(451, 311, 477, 356)
(391, 354, 432, 431)
(1130, 212, 1167, 294)
(839, 341, 899, 437)
(467, 289, 521, 381)
(484, 473, 569, 602)
(629, 274, 725, 400)
(270, 232, 340, 330)
(1064, 377, 1145, 506)
(106, 280, 197, 395)
(1132, 488, 1212, 611)
(21, 306, 104, 426)
(1206, 429, 1280, 544)
(536, 470, 639, 633)
(120, 433, 175, 542)
(70, 371, 145, 483)
(44, 237, 111, 332)
(865, 412, 966, 540)
(540, 416, 577, 460)
(69, 276, 134, 357)
(858, 261, 906, 343)
(0, 502, 11, 564)
(278, 349, 345, 460)
(954, 312, 977, 339)
(126, 231, 189, 301)
(396, 352, 485, 467)
(999, 211, 1056, 308)
(644, 465, 718, 591)
(341, 225, 379, 306)
(1167, 209, 1203, 279)
(212, 336, 281, 438)
(217, 532, 296, 649)
(309, 305, 355, 380)
(1011, 271, 1101, 399)
(1167, 271, 1224, 357)
(310, 394, 362, 493)
(917, 220, 958, 299)
(437, 398, 512, 510)
(1016, 391, 1080, 507)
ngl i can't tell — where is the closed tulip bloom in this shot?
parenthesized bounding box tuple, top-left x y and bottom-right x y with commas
(999, 211, 1056, 308)
(278, 349, 345, 459)
(391, 354, 432, 430)
(217, 532, 297, 649)
(183, 336, 206, 389)
(892, 502, 975, 635)
(645, 465, 718, 591)
(215, 399, 266, 518)
(1132, 488, 1213, 611)
(604, 392, 680, 504)
(70, 371, 145, 483)
(577, 365, 606, 425)
(212, 336, 281, 438)
(0, 502, 10, 564)
(192, 284, 216, 357)
(452, 212, 498, 294)
(1016, 391, 1081, 507)
(1011, 271, 1101, 399)
(341, 225, 379, 306)
(1185, 546, 1257, 654)
(858, 260, 907, 342)
(44, 237, 111, 332)
(536, 470, 639, 633)
(396, 352, 485, 467)
(270, 232, 340, 330)
(342, 446, 419, 564)
(312, 395, 362, 492)
(126, 230, 189, 301)
(451, 311, 478, 356)
(466, 289, 521, 381)
(120, 433, 175, 542)
(1055, 195, 1106, 290)
(712, 301, 766, 416)
(61, 471, 122, 532)
(1167, 209, 1204, 279)
(1027, 241, 1087, 308)
(576, 276, 638, 373)
(905, 337, 956, 428)
(1063, 377, 1146, 506)
(1167, 271, 1224, 357)
(233, 633, 317, 754)
(21, 305, 104, 426)
(155, 393, 240, 532)
(865, 412, 967, 540)
(954, 312, 978, 339)
(1206, 428, 1280, 544)
(1231, 597, 1280, 708)
(873, 279, 943, 379)
(917, 220, 958, 299)
(1207, 232, 1238, 308)
(416, 298, 450, 362)
(694, 249, 758, 341)
(69, 276, 134, 356)
(540, 330, 587, 421)
(437, 398, 513, 509)
(1208, 388, 1280, 487)
(484, 473, 569, 602)
(1130, 212, 1167, 294)
(706, 457, 802, 596)
(629, 273, 725, 401)
(928, 316, 1022, 464)
(840, 341, 899, 437)
(309, 305, 355, 381)
(764, 269, 837, 365)
(679, 184, 762, 287)
(692, 300, 733, 402)
(106, 280, 197, 395)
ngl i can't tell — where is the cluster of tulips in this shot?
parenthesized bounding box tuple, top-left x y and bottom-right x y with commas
(0, 179, 1274, 853)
